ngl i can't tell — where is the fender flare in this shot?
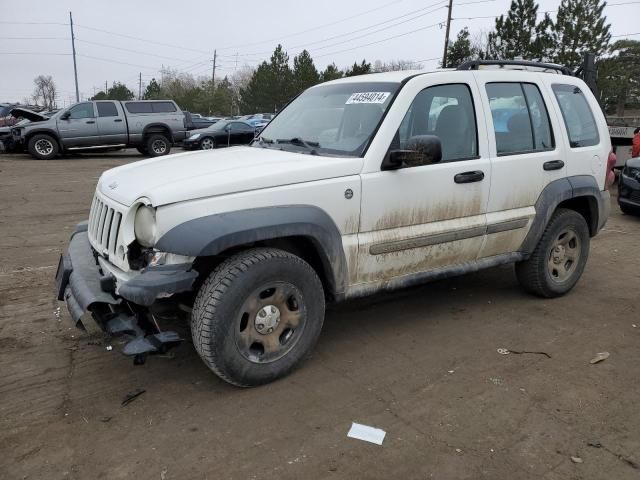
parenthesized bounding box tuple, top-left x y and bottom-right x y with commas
(142, 123, 173, 142)
(155, 205, 348, 296)
(519, 175, 607, 256)
(24, 128, 62, 150)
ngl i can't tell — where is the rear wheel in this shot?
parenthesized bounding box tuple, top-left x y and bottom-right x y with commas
(199, 137, 216, 150)
(191, 248, 325, 387)
(27, 134, 58, 160)
(516, 208, 590, 298)
(145, 133, 171, 157)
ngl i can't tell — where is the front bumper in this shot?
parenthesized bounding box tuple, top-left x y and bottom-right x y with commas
(182, 138, 200, 150)
(56, 224, 198, 357)
(618, 171, 640, 208)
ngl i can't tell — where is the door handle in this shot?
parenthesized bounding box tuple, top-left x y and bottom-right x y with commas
(86, 120, 95, 124)
(114, 119, 123, 123)
(543, 160, 564, 171)
(454, 170, 485, 184)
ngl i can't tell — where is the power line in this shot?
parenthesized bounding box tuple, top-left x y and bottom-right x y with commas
(0, 36, 68, 40)
(612, 32, 640, 37)
(75, 38, 202, 63)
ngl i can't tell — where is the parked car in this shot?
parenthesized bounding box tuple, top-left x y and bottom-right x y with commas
(183, 120, 256, 150)
(618, 156, 640, 215)
(13, 100, 187, 159)
(240, 113, 274, 128)
(56, 60, 612, 387)
(0, 103, 45, 127)
(0, 107, 51, 152)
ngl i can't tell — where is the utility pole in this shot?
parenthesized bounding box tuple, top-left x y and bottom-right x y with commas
(211, 50, 217, 89)
(69, 12, 80, 103)
(441, 0, 454, 68)
(105, 80, 108, 93)
(138, 72, 142, 100)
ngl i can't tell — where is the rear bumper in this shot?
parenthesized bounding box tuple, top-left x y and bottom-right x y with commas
(56, 224, 198, 357)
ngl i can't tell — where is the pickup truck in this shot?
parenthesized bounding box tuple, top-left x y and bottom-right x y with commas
(12, 100, 187, 159)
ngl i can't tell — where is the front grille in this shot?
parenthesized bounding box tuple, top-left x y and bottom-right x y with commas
(88, 194, 123, 259)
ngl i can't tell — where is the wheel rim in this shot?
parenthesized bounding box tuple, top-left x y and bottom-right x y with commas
(234, 281, 307, 364)
(35, 139, 53, 156)
(547, 227, 581, 283)
(200, 138, 214, 149)
(152, 139, 167, 154)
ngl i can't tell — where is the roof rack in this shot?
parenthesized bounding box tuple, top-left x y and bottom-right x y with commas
(456, 60, 574, 76)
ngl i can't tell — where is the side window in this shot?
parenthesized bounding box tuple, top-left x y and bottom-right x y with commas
(552, 84, 599, 148)
(486, 83, 554, 155)
(151, 102, 177, 113)
(69, 102, 95, 119)
(125, 102, 153, 114)
(395, 83, 478, 162)
(96, 102, 118, 117)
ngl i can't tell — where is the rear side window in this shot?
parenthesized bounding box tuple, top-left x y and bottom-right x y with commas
(96, 102, 118, 117)
(152, 102, 177, 113)
(486, 82, 554, 155)
(125, 102, 153, 114)
(552, 84, 599, 148)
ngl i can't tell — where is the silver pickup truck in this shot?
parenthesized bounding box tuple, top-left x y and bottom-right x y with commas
(12, 100, 187, 159)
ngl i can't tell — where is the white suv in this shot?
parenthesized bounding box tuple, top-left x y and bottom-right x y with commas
(56, 61, 612, 386)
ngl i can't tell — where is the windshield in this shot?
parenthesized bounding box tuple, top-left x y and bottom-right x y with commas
(256, 81, 400, 157)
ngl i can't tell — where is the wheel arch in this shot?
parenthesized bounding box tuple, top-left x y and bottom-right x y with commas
(520, 175, 607, 257)
(142, 123, 173, 142)
(24, 129, 62, 150)
(156, 206, 348, 300)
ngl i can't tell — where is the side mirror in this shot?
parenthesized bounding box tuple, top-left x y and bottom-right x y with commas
(382, 135, 442, 170)
(60, 111, 70, 120)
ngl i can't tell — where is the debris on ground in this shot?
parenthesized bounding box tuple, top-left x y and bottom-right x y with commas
(571, 456, 583, 463)
(105, 345, 113, 351)
(497, 348, 551, 358)
(590, 352, 610, 364)
(447, 370, 455, 374)
(347, 422, 386, 445)
(99, 416, 112, 423)
(455, 448, 462, 454)
(587, 440, 602, 448)
(121, 388, 146, 407)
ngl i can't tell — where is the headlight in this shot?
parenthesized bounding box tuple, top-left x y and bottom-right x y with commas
(624, 166, 640, 181)
(134, 205, 157, 247)
(188, 133, 201, 140)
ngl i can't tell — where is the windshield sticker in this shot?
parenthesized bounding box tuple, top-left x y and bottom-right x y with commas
(345, 92, 390, 105)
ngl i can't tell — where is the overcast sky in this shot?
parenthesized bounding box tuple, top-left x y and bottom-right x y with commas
(1, 0, 638, 106)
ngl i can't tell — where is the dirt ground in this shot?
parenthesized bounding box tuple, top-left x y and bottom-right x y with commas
(1, 149, 639, 480)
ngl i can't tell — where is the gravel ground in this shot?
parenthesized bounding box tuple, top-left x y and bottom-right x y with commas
(1, 149, 639, 480)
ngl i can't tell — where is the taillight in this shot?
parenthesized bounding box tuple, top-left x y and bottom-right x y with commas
(605, 151, 616, 190)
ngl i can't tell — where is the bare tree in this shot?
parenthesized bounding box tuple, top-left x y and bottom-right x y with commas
(372, 59, 423, 72)
(32, 75, 57, 110)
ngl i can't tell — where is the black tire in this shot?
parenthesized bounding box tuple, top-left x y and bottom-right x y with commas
(145, 133, 171, 157)
(199, 136, 216, 150)
(27, 134, 59, 160)
(516, 208, 590, 298)
(136, 146, 148, 155)
(191, 248, 325, 387)
(619, 203, 640, 216)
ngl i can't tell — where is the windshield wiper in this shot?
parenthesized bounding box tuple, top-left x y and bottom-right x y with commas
(276, 137, 320, 151)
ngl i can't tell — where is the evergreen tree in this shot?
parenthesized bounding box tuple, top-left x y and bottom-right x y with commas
(240, 45, 294, 112)
(486, 0, 553, 61)
(143, 78, 161, 99)
(552, 0, 611, 69)
(106, 82, 135, 101)
(211, 77, 235, 116)
(320, 63, 343, 82)
(598, 40, 640, 115)
(344, 60, 371, 77)
(292, 50, 320, 94)
(444, 28, 480, 67)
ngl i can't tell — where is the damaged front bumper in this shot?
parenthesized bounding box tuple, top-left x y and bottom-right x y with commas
(55, 223, 198, 359)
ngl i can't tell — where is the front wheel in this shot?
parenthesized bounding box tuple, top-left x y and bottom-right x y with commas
(28, 134, 59, 160)
(199, 137, 216, 150)
(516, 208, 590, 298)
(145, 134, 171, 157)
(191, 248, 325, 387)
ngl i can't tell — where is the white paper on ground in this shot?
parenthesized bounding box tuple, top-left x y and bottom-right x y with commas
(347, 422, 386, 445)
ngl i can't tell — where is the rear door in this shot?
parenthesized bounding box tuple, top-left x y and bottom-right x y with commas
(474, 73, 566, 258)
(57, 102, 99, 147)
(96, 101, 127, 145)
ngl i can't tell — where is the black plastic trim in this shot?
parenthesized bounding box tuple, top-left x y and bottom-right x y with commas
(118, 263, 198, 306)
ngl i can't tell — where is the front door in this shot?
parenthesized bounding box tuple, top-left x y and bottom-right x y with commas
(357, 79, 491, 286)
(57, 102, 99, 147)
(96, 101, 127, 145)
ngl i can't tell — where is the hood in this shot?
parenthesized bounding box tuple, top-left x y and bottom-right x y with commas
(99, 146, 363, 207)
(10, 107, 49, 122)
